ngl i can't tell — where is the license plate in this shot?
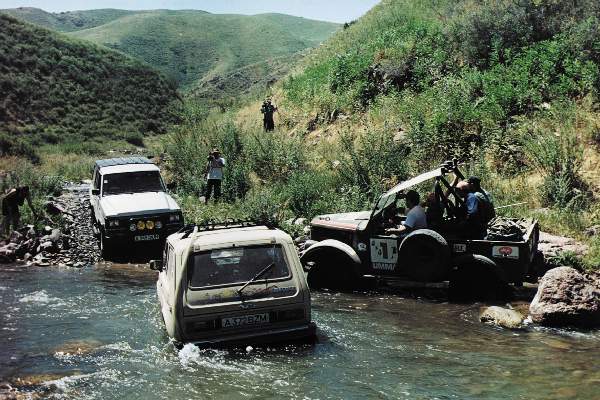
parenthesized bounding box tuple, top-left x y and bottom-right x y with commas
(492, 245, 519, 259)
(134, 234, 160, 242)
(222, 313, 269, 328)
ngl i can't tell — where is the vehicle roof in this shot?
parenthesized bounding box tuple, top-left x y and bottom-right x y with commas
(168, 226, 293, 255)
(99, 163, 160, 175)
(95, 157, 154, 168)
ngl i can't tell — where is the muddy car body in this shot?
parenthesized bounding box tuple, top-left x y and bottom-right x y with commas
(90, 157, 184, 258)
(151, 223, 315, 346)
(302, 161, 540, 298)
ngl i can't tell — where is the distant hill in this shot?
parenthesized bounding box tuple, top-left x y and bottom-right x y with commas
(0, 7, 136, 31)
(0, 14, 180, 146)
(2, 8, 340, 98)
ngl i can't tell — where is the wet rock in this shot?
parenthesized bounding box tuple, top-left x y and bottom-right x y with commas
(480, 306, 524, 329)
(530, 267, 600, 327)
(8, 231, 23, 244)
(53, 339, 104, 356)
(0, 382, 17, 400)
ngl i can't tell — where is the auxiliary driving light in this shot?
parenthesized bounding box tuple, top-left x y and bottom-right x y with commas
(137, 220, 146, 230)
(146, 220, 155, 230)
(129, 223, 136, 232)
(155, 221, 163, 229)
(169, 214, 180, 222)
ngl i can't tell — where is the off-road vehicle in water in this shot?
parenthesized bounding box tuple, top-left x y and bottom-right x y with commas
(150, 221, 315, 347)
(90, 157, 184, 259)
(301, 161, 540, 299)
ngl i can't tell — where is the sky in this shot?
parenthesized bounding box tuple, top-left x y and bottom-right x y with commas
(0, 0, 381, 23)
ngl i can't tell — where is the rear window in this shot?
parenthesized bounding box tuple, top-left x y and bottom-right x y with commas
(188, 245, 291, 289)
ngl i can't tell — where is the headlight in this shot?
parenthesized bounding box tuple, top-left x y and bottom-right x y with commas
(169, 214, 181, 222)
(137, 221, 146, 230)
(129, 223, 136, 232)
(108, 220, 120, 227)
(146, 220, 155, 230)
(155, 221, 163, 229)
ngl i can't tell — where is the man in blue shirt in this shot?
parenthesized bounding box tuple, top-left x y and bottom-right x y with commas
(456, 181, 485, 239)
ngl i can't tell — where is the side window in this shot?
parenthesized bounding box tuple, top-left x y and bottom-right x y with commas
(94, 171, 101, 191)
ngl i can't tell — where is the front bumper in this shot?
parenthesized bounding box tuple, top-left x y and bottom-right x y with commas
(185, 322, 317, 348)
(105, 223, 184, 243)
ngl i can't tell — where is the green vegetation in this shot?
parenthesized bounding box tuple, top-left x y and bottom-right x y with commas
(0, 14, 181, 161)
(0, 7, 135, 31)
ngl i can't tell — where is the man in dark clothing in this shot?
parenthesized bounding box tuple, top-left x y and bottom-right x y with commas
(467, 176, 496, 226)
(205, 148, 226, 204)
(261, 99, 277, 132)
(456, 181, 486, 239)
(425, 192, 443, 231)
(1, 186, 36, 236)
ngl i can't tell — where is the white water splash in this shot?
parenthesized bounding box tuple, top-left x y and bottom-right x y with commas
(19, 290, 58, 304)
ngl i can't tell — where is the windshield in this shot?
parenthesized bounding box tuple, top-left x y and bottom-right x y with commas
(102, 171, 165, 195)
(188, 245, 291, 289)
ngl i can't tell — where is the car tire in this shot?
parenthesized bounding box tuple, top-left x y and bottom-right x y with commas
(99, 230, 114, 261)
(448, 254, 510, 301)
(398, 229, 450, 282)
(305, 249, 360, 291)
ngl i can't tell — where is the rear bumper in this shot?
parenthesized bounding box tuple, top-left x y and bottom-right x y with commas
(186, 322, 317, 347)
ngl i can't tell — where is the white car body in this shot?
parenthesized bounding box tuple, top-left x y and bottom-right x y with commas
(89, 157, 184, 257)
(153, 224, 315, 346)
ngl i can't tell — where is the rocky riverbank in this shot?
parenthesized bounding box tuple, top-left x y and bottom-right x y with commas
(0, 186, 99, 267)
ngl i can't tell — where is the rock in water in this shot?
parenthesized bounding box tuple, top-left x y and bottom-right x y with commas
(480, 306, 524, 329)
(529, 267, 600, 327)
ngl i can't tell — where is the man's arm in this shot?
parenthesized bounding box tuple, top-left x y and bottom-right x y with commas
(218, 158, 225, 167)
(25, 194, 37, 218)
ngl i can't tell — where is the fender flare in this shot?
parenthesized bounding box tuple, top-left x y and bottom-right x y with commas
(300, 239, 361, 267)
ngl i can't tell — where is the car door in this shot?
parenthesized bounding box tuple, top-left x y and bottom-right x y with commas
(368, 234, 401, 276)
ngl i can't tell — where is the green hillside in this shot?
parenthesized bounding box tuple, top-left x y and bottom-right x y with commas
(66, 11, 339, 90)
(0, 14, 181, 159)
(0, 7, 135, 31)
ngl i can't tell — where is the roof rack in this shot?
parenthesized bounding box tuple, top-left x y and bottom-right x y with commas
(177, 219, 277, 239)
(94, 157, 154, 168)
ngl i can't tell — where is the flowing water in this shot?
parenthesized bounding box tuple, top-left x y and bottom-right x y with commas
(1, 263, 599, 400)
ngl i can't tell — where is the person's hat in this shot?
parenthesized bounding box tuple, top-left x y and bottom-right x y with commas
(467, 176, 481, 186)
(212, 148, 220, 154)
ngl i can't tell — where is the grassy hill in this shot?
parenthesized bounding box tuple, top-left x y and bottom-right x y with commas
(2, 8, 340, 95)
(0, 14, 181, 161)
(0, 7, 135, 31)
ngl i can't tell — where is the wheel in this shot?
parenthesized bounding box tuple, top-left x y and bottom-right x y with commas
(448, 254, 510, 301)
(304, 249, 361, 291)
(99, 231, 115, 261)
(398, 229, 450, 282)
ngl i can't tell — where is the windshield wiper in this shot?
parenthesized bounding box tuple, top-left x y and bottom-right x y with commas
(237, 262, 274, 297)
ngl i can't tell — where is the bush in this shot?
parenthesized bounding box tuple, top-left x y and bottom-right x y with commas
(524, 126, 586, 208)
(241, 187, 286, 225)
(0, 133, 40, 164)
(282, 171, 335, 219)
(123, 131, 145, 147)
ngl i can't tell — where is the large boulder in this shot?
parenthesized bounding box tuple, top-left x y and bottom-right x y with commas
(529, 267, 600, 327)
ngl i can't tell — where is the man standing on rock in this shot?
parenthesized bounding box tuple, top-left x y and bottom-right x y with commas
(205, 148, 225, 204)
(261, 98, 277, 132)
(1, 186, 36, 236)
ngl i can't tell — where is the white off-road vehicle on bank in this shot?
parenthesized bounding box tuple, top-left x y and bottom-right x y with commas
(150, 221, 315, 347)
(90, 157, 184, 259)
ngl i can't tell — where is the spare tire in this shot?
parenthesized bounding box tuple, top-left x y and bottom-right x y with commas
(448, 254, 510, 301)
(304, 248, 360, 291)
(398, 229, 450, 282)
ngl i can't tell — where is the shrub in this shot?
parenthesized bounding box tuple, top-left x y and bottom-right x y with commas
(123, 131, 145, 147)
(0, 132, 40, 164)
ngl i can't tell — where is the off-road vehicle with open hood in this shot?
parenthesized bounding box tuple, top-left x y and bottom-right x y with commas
(90, 157, 184, 259)
(301, 161, 540, 299)
(150, 221, 315, 347)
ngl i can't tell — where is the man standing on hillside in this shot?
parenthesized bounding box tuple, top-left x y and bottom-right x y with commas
(205, 148, 226, 204)
(261, 98, 277, 132)
(1, 186, 36, 236)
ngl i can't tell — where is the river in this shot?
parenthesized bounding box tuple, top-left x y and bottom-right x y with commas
(1, 263, 599, 399)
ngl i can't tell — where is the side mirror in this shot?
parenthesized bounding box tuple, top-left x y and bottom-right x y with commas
(149, 260, 163, 272)
(91, 188, 100, 196)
